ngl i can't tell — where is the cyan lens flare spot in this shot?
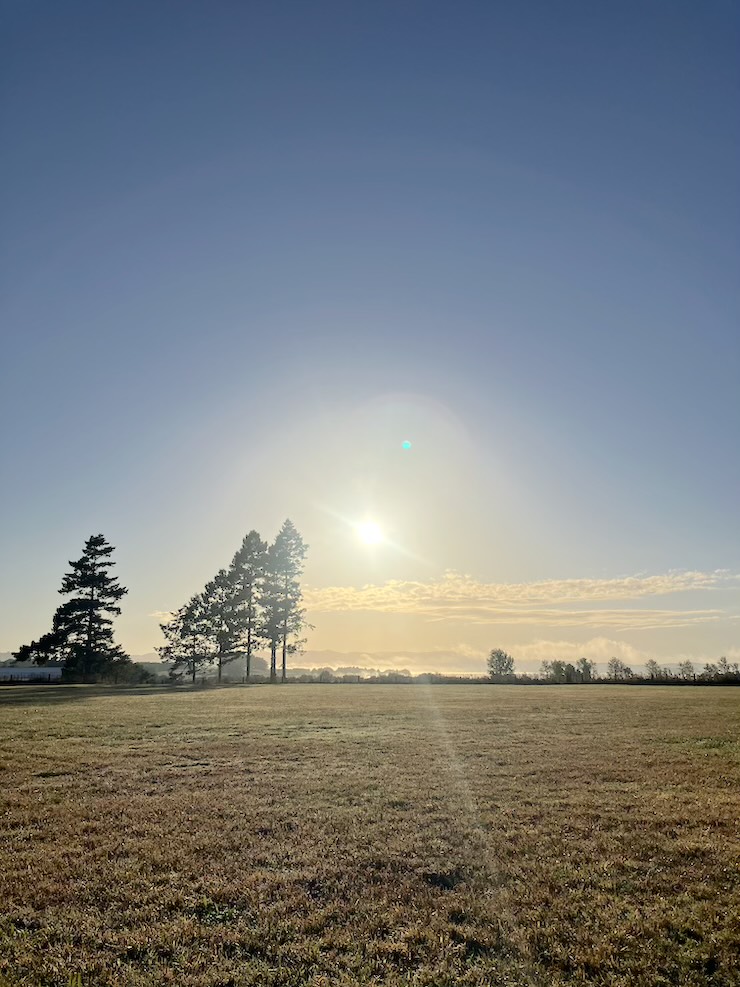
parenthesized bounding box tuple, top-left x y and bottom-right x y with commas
(401, 439, 412, 450)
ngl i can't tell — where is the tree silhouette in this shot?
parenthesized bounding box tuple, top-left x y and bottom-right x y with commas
(158, 594, 213, 683)
(158, 522, 308, 684)
(263, 520, 308, 683)
(678, 659, 695, 681)
(15, 534, 129, 679)
(228, 530, 267, 680)
(607, 657, 633, 681)
(201, 569, 243, 682)
(576, 657, 594, 681)
(539, 659, 580, 683)
(487, 648, 514, 679)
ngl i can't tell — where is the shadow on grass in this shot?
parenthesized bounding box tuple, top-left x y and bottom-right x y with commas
(0, 680, 262, 707)
(0, 684, 189, 707)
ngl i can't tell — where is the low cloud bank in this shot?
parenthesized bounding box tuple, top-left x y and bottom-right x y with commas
(303, 570, 738, 630)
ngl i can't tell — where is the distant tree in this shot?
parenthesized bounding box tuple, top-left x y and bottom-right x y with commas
(678, 660, 695, 681)
(606, 657, 634, 680)
(716, 656, 740, 681)
(157, 594, 213, 683)
(645, 659, 661, 680)
(488, 648, 515, 678)
(15, 534, 129, 679)
(108, 660, 155, 685)
(576, 657, 594, 682)
(262, 520, 308, 682)
(538, 659, 577, 683)
(607, 657, 622, 680)
(551, 660, 568, 683)
(228, 530, 267, 680)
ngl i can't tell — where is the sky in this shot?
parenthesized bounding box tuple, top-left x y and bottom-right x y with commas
(2, 1, 738, 674)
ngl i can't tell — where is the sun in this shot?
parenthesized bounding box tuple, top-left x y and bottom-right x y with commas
(355, 520, 384, 545)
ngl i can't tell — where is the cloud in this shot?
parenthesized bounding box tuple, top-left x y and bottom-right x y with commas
(512, 637, 648, 665)
(303, 570, 738, 629)
(148, 611, 175, 623)
(440, 642, 488, 660)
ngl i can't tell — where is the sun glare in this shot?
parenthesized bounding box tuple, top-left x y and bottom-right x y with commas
(356, 520, 384, 545)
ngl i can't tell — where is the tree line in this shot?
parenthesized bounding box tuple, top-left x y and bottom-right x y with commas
(487, 648, 740, 684)
(13, 540, 735, 687)
(158, 520, 307, 683)
(13, 521, 307, 684)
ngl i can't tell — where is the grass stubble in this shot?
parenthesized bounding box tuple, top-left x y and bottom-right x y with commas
(0, 684, 738, 986)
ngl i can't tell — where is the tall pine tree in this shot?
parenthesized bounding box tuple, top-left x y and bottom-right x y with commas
(262, 519, 308, 683)
(228, 530, 267, 680)
(201, 569, 243, 682)
(15, 534, 129, 679)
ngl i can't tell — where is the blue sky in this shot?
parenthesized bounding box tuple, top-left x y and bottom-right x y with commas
(2, 1, 738, 668)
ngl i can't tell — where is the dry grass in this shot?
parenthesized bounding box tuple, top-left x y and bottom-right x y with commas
(1, 684, 739, 986)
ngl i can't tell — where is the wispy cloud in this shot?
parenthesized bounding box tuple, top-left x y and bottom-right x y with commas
(512, 637, 648, 665)
(303, 570, 738, 629)
(148, 610, 175, 623)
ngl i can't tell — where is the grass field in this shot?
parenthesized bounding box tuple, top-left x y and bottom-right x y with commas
(1, 684, 739, 987)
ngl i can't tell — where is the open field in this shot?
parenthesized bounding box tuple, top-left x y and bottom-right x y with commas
(1, 685, 739, 987)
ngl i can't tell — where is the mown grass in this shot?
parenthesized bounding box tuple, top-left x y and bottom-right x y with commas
(1, 685, 739, 986)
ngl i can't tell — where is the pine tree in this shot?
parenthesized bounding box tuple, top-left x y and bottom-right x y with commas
(228, 530, 267, 680)
(262, 520, 308, 683)
(157, 594, 212, 683)
(158, 531, 267, 684)
(201, 568, 243, 682)
(15, 534, 129, 679)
